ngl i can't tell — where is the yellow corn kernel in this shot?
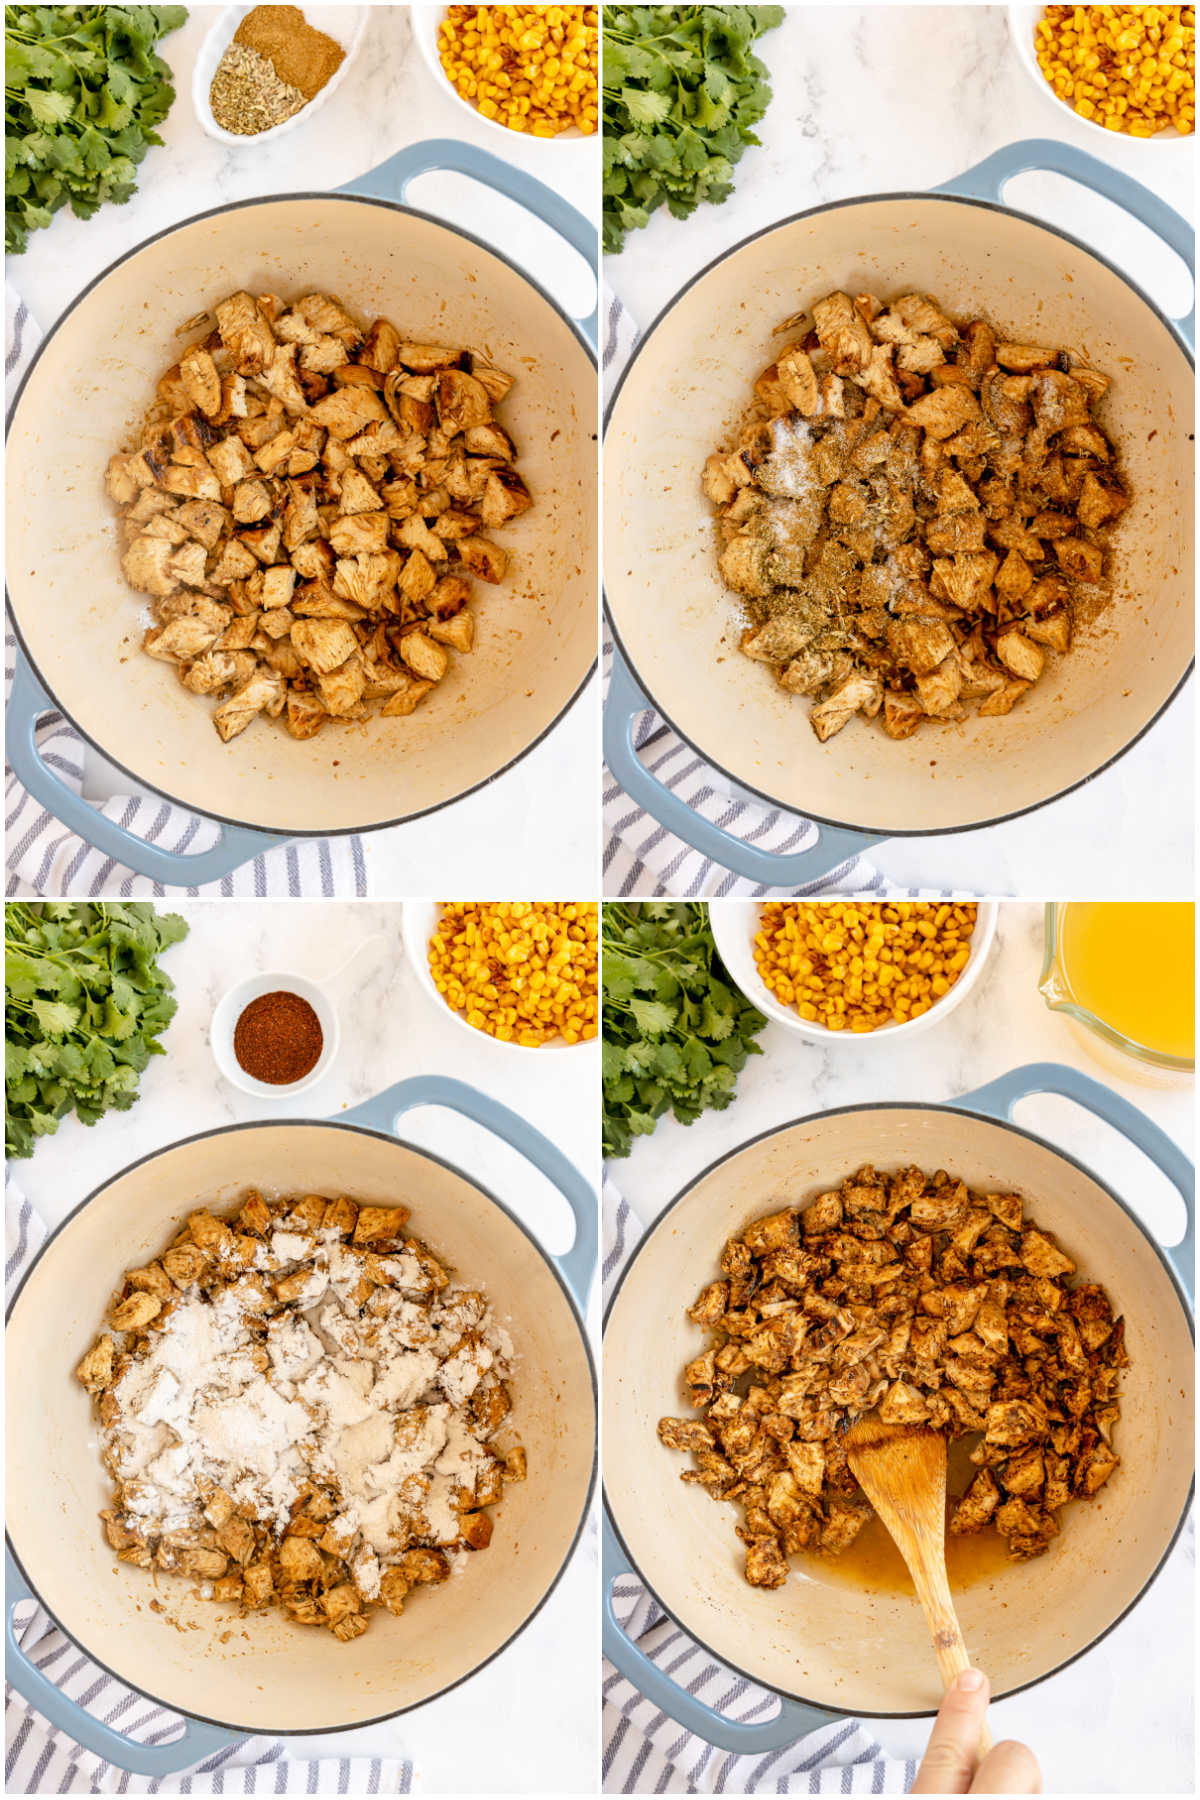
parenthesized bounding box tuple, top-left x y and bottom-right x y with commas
(1033, 4, 1194, 134)
(752, 903, 979, 1037)
(427, 901, 598, 1046)
(438, 6, 597, 135)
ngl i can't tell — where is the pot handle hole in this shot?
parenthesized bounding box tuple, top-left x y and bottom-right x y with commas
(951, 1060, 1195, 1299)
(604, 648, 888, 886)
(937, 137, 1194, 347)
(602, 1512, 837, 1753)
(5, 1548, 237, 1775)
(5, 653, 288, 887)
(338, 1076, 596, 1307)
(337, 138, 598, 349)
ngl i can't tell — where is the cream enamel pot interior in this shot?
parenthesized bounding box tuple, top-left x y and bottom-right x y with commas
(602, 1063, 1193, 1750)
(5, 139, 597, 887)
(6, 1078, 596, 1774)
(603, 139, 1195, 888)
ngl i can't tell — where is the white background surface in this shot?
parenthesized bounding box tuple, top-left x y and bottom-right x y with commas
(7, 3, 600, 897)
(11, 901, 600, 1792)
(609, 900, 1194, 1794)
(604, 3, 1196, 898)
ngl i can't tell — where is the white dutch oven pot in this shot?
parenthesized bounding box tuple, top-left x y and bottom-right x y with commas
(603, 1063, 1193, 1748)
(604, 140, 1195, 886)
(6, 140, 597, 886)
(6, 1077, 596, 1773)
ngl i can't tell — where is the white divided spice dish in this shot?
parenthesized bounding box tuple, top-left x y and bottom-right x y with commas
(193, 6, 372, 146)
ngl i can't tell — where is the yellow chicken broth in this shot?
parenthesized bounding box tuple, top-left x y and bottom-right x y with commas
(1059, 901, 1195, 1062)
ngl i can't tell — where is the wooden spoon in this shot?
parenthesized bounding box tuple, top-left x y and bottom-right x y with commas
(845, 1415, 993, 1755)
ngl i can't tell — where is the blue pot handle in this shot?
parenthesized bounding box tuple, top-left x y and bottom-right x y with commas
(339, 1076, 595, 1308)
(5, 651, 288, 887)
(603, 648, 886, 887)
(950, 1060, 1194, 1300)
(937, 137, 1195, 349)
(602, 1512, 834, 1751)
(338, 138, 598, 351)
(5, 1547, 237, 1775)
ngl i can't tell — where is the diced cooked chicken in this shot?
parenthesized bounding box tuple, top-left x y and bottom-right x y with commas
(995, 342, 1057, 373)
(1055, 537, 1105, 583)
(428, 611, 474, 654)
(887, 616, 956, 675)
(317, 652, 367, 716)
(858, 343, 905, 411)
(995, 629, 1044, 682)
(906, 386, 982, 440)
(663, 1161, 1124, 1584)
(122, 535, 178, 598)
(329, 512, 390, 556)
(291, 619, 358, 674)
(812, 291, 874, 372)
(111, 293, 527, 740)
(232, 479, 273, 524)
(285, 690, 326, 738)
(310, 386, 388, 439)
(215, 292, 276, 377)
(399, 632, 449, 683)
(180, 345, 222, 418)
(212, 666, 286, 741)
(811, 671, 883, 741)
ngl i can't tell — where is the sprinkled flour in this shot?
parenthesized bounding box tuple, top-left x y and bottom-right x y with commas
(78, 1193, 523, 1640)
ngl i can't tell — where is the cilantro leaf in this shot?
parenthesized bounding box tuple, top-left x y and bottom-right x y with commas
(602, 902, 767, 1159)
(5, 901, 187, 1157)
(5, 5, 186, 255)
(602, 5, 784, 254)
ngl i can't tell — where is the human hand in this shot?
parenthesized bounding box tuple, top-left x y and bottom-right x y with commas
(911, 1668, 1042, 1793)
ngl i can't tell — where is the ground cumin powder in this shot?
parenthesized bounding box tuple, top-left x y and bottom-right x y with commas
(234, 5, 345, 102)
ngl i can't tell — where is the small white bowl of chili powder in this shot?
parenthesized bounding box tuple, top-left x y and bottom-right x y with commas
(194, 5, 370, 146)
(211, 972, 338, 1097)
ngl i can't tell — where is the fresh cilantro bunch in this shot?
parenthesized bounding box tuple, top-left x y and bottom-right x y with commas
(602, 901, 767, 1158)
(5, 901, 188, 1158)
(603, 5, 785, 255)
(5, 5, 187, 255)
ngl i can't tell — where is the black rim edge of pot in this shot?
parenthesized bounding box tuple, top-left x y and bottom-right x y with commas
(6, 1115, 599, 1739)
(600, 1098, 1195, 1723)
(5, 188, 599, 843)
(602, 186, 1196, 841)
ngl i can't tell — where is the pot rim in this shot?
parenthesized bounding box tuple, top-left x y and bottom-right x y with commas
(602, 1096, 1195, 1720)
(5, 187, 598, 841)
(6, 1114, 598, 1737)
(603, 186, 1195, 840)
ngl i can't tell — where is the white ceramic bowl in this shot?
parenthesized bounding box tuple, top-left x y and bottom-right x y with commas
(709, 900, 999, 1046)
(211, 971, 340, 1097)
(193, 4, 370, 147)
(403, 901, 597, 1059)
(1007, 5, 1190, 147)
(411, 4, 596, 154)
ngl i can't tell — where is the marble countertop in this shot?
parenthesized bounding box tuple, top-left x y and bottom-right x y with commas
(8, 3, 600, 898)
(605, 4, 1195, 899)
(609, 901, 1193, 1793)
(12, 901, 600, 1792)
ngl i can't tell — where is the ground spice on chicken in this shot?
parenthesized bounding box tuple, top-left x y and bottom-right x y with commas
(233, 990, 323, 1083)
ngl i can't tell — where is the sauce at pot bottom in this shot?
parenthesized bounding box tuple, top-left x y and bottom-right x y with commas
(793, 1437, 1019, 1596)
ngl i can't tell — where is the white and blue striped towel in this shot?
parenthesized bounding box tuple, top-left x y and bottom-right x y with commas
(6, 1181, 412, 1795)
(5, 288, 366, 899)
(601, 1179, 916, 1795)
(601, 290, 888, 902)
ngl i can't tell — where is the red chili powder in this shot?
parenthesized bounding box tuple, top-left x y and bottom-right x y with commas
(234, 989, 323, 1085)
